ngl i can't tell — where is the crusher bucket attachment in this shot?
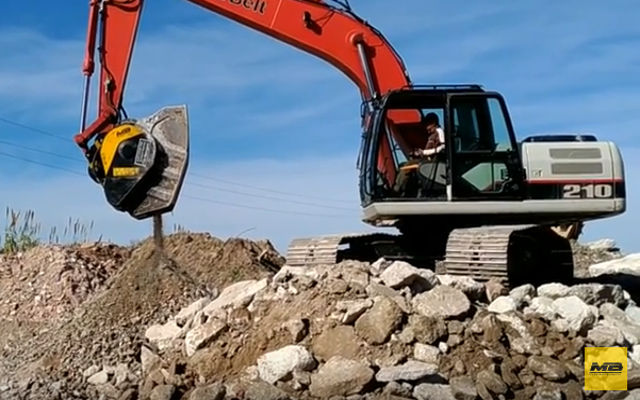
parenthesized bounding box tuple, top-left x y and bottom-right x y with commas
(89, 105, 189, 219)
(443, 225, 574, 288)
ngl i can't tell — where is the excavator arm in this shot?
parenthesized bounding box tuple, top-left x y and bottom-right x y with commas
(76, 0, 412, 219)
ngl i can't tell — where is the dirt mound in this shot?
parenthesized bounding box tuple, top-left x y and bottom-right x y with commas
(0, 243, 130, 322)
(0, 233, 283, 399)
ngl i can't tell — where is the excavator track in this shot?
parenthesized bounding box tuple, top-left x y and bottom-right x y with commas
(443, 225, 574, 287)
(286, 233, 407, 267)
(444, 225, 529, 283)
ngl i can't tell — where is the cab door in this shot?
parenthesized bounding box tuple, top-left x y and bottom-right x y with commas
(447, 93, 525, 201)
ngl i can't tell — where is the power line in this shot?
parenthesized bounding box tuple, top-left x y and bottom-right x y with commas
(0, 116, 69, 142)
(0, 152, 355, 219)
(0, 139, 82, 163)
(182, 194, 350, 218)
(0, 115, 357, 206)
(190, 173, 354, 204)
(188, 181, 356, 211)
(0, 151, 85, 176)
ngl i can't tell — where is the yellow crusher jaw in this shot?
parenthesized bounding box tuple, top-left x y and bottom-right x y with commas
(88, 106, 190, 219)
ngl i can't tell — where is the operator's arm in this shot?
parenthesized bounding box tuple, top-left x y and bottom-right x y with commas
(421, 127, 445, 156)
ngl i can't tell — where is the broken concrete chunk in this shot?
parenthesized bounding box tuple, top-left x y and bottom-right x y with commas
(257, 345, 316, 384)
(145, 320, 184, 352)
(488, 296, 517, 314)
(202, 279, 268, 317)
(184, 318, 227, 357)
(412, 286, 470, 319)
(355, 296, 403, 345)
(375, 360, 439, 382)
(308, 357, 374, 398)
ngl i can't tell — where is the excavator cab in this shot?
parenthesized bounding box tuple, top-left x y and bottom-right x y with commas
(359, 85, 525, 205)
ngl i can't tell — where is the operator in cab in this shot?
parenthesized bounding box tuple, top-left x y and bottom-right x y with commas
(393, 112, 446, 196)
(412, 112, 445, 158)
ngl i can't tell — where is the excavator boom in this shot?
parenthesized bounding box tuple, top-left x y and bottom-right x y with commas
(76, 0, 411, 149)
(76, 0, 412, 219)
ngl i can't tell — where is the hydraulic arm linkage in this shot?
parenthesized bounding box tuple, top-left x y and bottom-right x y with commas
(76, 0, 412, 219)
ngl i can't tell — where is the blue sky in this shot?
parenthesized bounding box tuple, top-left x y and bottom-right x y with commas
(0, 0, 638, 253)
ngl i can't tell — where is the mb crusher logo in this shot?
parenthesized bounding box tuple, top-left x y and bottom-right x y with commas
(584, 347, 627, 391)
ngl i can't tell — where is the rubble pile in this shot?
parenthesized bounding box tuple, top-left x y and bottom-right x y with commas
(572, 239, 624, 278)
(0, 233, 283, 400)
(0, 243, 130, 322)
(90, 256, 640, 400)
(0, 234, 638, 399)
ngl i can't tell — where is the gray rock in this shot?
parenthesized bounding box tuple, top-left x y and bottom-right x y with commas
(437, 274, 485, 301)
(590, 254, 640, 277)
(525, 297, 557, 320)
(413, 384, 455, 400)
(355, 296, 403, 345)
(337, 299, 373, 325)
(438, 342, 449, 354)
(145, 320, 184, 352)
(496, 313, 539, 355)
(383, 381, 413, 398)
(150, 385, 175, 400)
(370, 258, 392, 276)
(141, 346, 162, 374)
(567, 283, 626, 307)
(312, 325, 360, 361)
(380, 261, 437, 290)
(397, 326, 416, 344)
(488, 296, 517, 314)
(627, 305, 640, 325)
(485, 278, 508, 302)
(587, 322, 625, 347)
(184, 318, 227, 357)
(201, 279, 268, 316)
(365, 283, 411, 313)
(552, 296, 596, 333)
(509, 284, 536, 307)
(273, 265, 322, 283)
(533, 387, 562, 400)
(449, 376, 477, 400)
(309, 357, 374, 398)
(87, 370, 109, 385)
(412, 286, 470, 319)
(551, 318, 570, 334)
(176, 297, 211, 327)
(631, 345, 640, 366)
(245, 381, 291, 400)
(82, 365, 100, 378)
(375, 360, 439, 382)
(283, 319, 308, 342)
(586, 238, 617, 251)
(413, 343, 441, 364)
(189, 383, 225, 400)
(600, 303, 640, 345)
(113, 363, 129, 387)
(537, 283, 570, 299)
(476, 369, 507, 395)
(408, 314, 447, 344)
(257, 345, 316, 384)
(527, 356, 568, 381)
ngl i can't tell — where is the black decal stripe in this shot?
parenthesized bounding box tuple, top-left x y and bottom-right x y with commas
(526, 182, 624, 200)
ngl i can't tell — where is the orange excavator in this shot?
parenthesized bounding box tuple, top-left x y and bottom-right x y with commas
(76, 0, 626, 286)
